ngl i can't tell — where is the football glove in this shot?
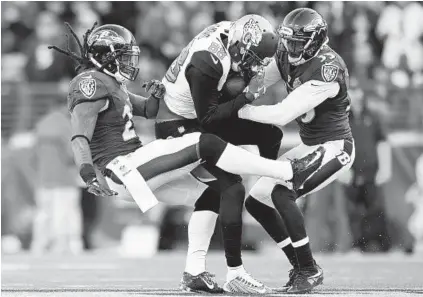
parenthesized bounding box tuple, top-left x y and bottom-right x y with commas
(86, 177, 117, 197)
(244, 67, 266, 102)
(143, 79, 166, 100)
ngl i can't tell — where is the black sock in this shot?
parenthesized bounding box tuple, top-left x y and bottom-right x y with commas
(271, 185, 315, 270)
(219, 182, 245, 267)
(279, 241, 299, 269)
(245, 196, 298, 268)
(294, 242, 315, 270)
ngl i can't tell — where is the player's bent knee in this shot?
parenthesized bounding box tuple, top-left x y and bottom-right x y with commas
(271, 184, 297, 203)
(194, 188, 220, 214)
(198, 133, 227, 165)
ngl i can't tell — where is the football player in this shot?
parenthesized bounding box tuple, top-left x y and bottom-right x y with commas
(237, 8, 356, 294)
(155, 15, 321, 294)
(49, 21, 325, 284)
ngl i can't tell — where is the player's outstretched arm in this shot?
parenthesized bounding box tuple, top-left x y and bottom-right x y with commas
(238, 80, 340, 127)
(129, 80, 165, 118)
(71, 100, 116, 197)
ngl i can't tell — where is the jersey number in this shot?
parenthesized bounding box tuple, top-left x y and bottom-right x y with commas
(122, 105, 137, 141)
(318, 53, 335, 63)
(336, 151, 351, 166)
(165, 42, 192, 83)
(165, 24, 221, 83)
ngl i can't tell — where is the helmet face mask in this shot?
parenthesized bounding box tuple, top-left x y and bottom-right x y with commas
(228, 15, 278, 73)
(115, 45, 140, 81)
(87, 25, 140, 82)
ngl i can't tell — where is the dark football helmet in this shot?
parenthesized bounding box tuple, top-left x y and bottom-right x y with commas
(228, 15, 278, 73)
(278, 8, 328, 66)
(87, 24, 140, 81)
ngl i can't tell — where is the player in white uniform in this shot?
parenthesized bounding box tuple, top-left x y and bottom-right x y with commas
(238, 8, 356, 294)
(155, 15, 324, 294)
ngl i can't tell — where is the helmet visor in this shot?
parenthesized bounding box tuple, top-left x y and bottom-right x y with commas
(117, 46, 140, 81)
(282, 37, 308, 58)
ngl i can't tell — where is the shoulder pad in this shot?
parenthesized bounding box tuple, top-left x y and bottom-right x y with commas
(190, 50, 224, 80)
(306, 47, 348, 83)
(68, 70, 116, 111)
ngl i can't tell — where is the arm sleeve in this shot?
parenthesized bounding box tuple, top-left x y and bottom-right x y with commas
(238, 80, 340, 127)
(186, 65, 249, 127)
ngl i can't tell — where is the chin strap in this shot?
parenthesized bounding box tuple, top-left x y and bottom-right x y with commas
(90, 57, 126, 83)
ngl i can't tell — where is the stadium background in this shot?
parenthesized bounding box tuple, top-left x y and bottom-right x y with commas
(1, 1, 423, 256)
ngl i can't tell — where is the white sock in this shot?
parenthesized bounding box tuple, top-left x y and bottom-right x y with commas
(216, 143, 293, 180)
(227, 264, 245, 280)
(185, 210, 218, 276)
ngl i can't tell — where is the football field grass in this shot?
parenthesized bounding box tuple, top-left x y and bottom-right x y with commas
(2, 250, 423, 296)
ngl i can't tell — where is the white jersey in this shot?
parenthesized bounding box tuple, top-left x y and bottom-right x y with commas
(162, 22, 232, 119)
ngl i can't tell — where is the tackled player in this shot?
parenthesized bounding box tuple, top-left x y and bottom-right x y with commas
(49, 21, 326, 285)
(156, 15, 285, 294)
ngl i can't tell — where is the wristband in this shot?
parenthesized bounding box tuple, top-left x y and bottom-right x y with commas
(80, 163, 97, 184)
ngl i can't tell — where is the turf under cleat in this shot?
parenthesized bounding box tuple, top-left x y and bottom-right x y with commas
(179, 271, 223, 293)
(290, 146, 325, 191)
(223, 270, 271, 294)
(286, 264, 324, 294)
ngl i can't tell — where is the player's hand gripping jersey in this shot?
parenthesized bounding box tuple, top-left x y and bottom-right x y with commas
(68, 69, 142, 172)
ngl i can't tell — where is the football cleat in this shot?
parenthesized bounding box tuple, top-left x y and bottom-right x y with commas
(179, 271, 223, 293)
(290, 146, 325, 191)
(286, 264, 324, 294)
(223, 270, 271, 294)
(279, 267, 300, 292)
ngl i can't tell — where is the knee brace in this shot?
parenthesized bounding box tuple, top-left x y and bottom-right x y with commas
(198, 133, 228, 165)
(194, 187, 220, 214)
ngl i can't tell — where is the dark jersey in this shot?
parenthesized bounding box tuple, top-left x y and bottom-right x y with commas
(275, 45, 352, 145)
(68, 70, 142, 171)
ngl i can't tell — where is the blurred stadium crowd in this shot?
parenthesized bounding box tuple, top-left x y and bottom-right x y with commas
(1, 2, 423, 255)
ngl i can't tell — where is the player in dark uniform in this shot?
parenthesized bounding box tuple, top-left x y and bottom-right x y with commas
(49, 22, 326, 284)
(237, 8, 356, 294)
